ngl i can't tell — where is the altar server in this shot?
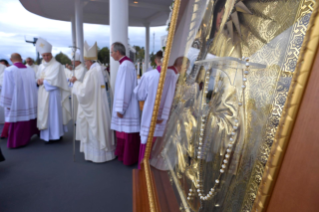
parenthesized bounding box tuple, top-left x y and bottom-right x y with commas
(0, 53, 38, 148)
(26, 57, 39, 76)
(70, 41, 115, 163)
(145, 50, 163, 73)
(65, 50, 86, 121)
(134, 56, 189, 169)
(36, 38, 71, 142)
(111, 42, 140, 166)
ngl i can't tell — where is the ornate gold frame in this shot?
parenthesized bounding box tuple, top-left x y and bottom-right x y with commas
(142, 1, 181, 212)
(141, 0, 319, 211)
(252, 1, 319, 211)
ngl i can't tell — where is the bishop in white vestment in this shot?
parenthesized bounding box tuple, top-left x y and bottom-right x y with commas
(0, 53, 39, 148)
(36, 38, 71, 142)
(110, 42, 141, 166)
(64, 50, 86, 121)
(70, 41, 115, 163)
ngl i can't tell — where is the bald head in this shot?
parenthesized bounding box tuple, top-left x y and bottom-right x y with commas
(173, 56, 190, 67)
(10, 53, 22, 63)
(173, 56, 190, 73)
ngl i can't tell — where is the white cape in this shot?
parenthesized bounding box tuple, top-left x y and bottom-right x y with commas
(73, 63, 115, 162)
(37, 58, 71, 130)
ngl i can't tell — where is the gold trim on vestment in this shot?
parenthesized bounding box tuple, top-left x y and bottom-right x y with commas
(142, 0, 182, 212)
(83, 56, 97, 61)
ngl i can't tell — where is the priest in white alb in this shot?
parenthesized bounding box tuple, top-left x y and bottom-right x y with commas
(111, 42, 141, 166)
(36, 38, 71, 142)
(0, 53, 39, 148)
(26, 57, 39, 76)
(64, 50, 86, 121)
(70, 41, 115, 163)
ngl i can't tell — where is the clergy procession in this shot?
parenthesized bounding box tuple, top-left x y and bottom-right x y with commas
(0, 38, 181, 167)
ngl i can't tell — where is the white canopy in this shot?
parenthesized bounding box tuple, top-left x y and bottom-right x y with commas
(19, 0, 172, 27)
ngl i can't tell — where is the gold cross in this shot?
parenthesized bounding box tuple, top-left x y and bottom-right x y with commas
(40, 43, 45, 48)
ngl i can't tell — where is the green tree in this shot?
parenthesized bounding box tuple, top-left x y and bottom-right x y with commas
(133, 45, 145, 62)
(55, 52, 71, 65)
(98, 47, 110, 65)
(150, 52, 156, 68)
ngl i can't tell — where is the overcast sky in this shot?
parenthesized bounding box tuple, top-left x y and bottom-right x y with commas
(0, 0, 168, 63)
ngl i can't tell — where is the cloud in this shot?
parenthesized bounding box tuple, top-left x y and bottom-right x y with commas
(0, 0, 168, 63)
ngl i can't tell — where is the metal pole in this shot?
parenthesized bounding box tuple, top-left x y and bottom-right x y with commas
(69, 45, 80, 162)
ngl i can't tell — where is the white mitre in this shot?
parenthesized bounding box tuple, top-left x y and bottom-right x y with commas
(84, 41, 98, 61)
(35, 37, 52, 55)
(71, 49, 82, 61)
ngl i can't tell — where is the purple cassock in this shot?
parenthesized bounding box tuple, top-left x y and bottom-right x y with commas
(0, 62, 39, 148)
(115, 131, 140, 166)
(7, 119, 39, 148)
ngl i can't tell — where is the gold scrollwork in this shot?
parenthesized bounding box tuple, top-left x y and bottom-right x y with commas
(242, 0, 316, 212)
(251, 0, 319, 211)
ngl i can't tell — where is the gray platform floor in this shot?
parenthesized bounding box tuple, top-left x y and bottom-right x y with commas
(0, 122, 135, 212)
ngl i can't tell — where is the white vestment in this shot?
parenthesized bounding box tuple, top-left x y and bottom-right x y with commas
(65, 64, 87, 122)
(64, 68, 73, 80)
(145, 67, 153, 72)
(0, 64, 5, 124)
(37, 58, 71, 141)
(73, 63, 115, 163)
(64, 64, 86, 84)
(134, 68, 177, 144)
(26, 64, 39, 77)
(111, 58, 140, 133)
(0, 64, 38, 122)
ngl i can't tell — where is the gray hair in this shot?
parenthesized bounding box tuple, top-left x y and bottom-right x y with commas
(112, 42, 126, 56)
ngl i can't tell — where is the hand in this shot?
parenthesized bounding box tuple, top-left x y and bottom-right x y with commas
(156, 119, 163, 124)
(37, 78, 44, 85)
(117, 112, 124, 118)
(69, 76, 77, 83)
